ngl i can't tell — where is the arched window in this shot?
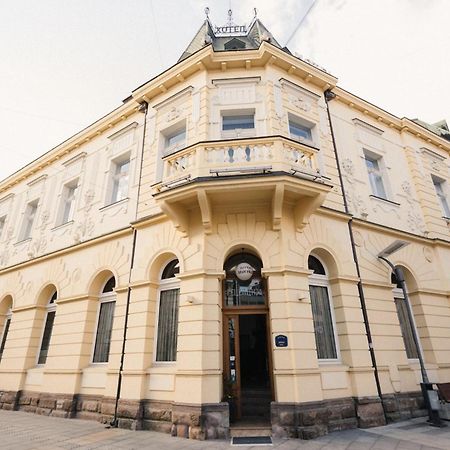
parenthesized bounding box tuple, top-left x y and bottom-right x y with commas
(93, 276, 116, 363)
(156, 259, 180, 362)
(0, 307, 12, 363)
(308, 255, 338, 360)
(37, 290, 57, 365)
(224, 253, 265, 307)
(391, 272, 419, 360)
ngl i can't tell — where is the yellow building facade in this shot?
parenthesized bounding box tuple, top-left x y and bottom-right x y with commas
(0, 14, 449, 440)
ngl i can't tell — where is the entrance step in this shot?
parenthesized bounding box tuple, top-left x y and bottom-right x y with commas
(230, 425, 272, 437)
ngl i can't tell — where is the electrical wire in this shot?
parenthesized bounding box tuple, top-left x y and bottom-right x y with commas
(284, 0, 318, 47)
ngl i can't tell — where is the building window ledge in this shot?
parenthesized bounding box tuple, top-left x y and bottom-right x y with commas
(51, 220, 74, 232)
(100, 197, 129, 212)
(14, 237, 32, 246)
(369, 195, 400, 207)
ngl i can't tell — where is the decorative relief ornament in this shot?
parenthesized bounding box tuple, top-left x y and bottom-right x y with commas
(73, 189, 95, 243)
(167, 106, 182, 122)
(341, 158, 355, 179)
(352, 230, 364, 247)
(288, 94, 311, 112)
(423, 247, 433, 263)
(407, 209, 426, 234)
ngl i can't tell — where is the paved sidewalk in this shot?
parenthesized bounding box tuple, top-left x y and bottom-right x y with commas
(0, 410, 449, 449)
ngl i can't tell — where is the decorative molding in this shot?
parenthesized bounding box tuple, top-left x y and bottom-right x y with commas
(353, 118, 384, 136)
(107, 121, 138, 140)
(279, 78, 320, 100)
(27, 174, 47, 187)
(62, 152, 87, 167)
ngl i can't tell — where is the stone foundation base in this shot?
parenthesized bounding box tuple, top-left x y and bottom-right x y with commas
(0, 390, 229, 440)
(381, 391, 427, 422)
(272, 397, 361, 439)
(0, 389, 428, 440)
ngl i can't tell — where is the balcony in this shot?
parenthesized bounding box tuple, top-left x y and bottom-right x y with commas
(152, 136, 332, 235)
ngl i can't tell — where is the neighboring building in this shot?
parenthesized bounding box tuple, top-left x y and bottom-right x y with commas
(0, 10, 449, 440)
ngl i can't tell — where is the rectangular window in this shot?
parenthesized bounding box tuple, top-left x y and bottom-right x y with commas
(156, 288, 179, 362)
(222, 115, 255, 131)
(289, 117, 313, 142)
(365, 155, 387, 199)
(37, 311, 55, 364)
(432, 177, 450, 218)
(310, 285, 337, 360)
(20, 200, 38, 240)
(394, 297, 419, 359)
(93, 301, 115, 363)
(59, 181, 78, 224)
(221, 110, 255, 139)
(110, 158, 130, 204)
(0, 317, 11, 362)
(166, 128, 186, 152)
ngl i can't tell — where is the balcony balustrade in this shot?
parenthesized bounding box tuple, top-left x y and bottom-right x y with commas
(152, 136, 332, 236)
(157, 136, 320, 190)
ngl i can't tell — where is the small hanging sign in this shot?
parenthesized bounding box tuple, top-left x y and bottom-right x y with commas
(275, 335, 288, 347)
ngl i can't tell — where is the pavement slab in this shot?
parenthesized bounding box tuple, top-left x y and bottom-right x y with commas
(0, 410, 449, 450)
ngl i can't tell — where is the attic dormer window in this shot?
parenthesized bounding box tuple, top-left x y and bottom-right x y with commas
(224, 38, 246, 50)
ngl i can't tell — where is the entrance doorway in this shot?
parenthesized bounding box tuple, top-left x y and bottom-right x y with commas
(222, 253, 273, 423)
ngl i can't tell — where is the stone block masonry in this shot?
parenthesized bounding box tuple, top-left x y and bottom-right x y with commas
(0, 389, 428, 440)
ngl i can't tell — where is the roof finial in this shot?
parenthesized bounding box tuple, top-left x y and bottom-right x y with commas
(227, 8, 233, 27)
(254, 7, 257, 17)
(204, 7, 210, 18)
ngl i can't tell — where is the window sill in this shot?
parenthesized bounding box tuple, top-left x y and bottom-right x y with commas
(51, 220, 74, 232)
(14, 237, 32, 246)
(369, 195, 400, 207)
(100, 197, 129, 211)
(318, 359, 344, 366)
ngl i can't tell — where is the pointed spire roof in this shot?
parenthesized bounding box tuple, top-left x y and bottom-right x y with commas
(178, 10, 283, 62)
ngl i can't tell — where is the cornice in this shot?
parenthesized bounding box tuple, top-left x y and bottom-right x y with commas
(0, 100, 142, 194)
(131, 42, 338, 106)
(333, 87, 450, 155)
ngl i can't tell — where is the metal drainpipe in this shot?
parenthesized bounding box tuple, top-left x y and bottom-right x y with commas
(324, 90, 387, 421)
(111, 101, 148, 428)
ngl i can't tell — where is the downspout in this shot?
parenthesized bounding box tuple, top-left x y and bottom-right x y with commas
(111, 101, 148, 427)
(324, 90, 387, 421)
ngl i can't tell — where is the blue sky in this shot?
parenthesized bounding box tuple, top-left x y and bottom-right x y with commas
(1, 0, 449, 181)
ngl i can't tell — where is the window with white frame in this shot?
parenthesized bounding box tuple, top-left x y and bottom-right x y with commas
(308, 255, 338, 361)
(59, 180, 78, 225)
(20, 199, 38, 241)
(391, 273, 419, 360)
(156, 259, 180, 362)
(164, 126, 186, 155)
(37, 291, 57, 365)
(221, 110, 255, 139)
(364, 153, 388, 199)
(288, 114, 313, 143)
(110, 157, 130, 204)
(0, 308, 12, 363)
(92, 277, 116, 363)
(432, 176, 450, 218)
(0, 215, 6, 240)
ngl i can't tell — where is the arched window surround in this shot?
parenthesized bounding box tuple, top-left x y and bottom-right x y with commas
(37, 289, 57, 365)
(308, 254, 340, 363)
(154, 258, 180, 364)
(391, 270, 421, 361)
(0, 306, 12, 363)
(92, 276, 116, 364)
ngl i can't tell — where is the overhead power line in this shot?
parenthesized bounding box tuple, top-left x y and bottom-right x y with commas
(284, 0, 318, 47)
